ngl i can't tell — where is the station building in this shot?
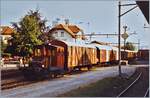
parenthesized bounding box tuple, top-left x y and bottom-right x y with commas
(48, 23, 86, 44)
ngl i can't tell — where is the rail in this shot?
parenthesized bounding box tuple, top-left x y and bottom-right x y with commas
(144, 87, 149, 97)
(117, 72, 142, 97)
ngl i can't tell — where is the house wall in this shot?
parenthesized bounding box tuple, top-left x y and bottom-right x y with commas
(50, 29, 86, 45)
(51, 30, 74, 42)
(75, 31, 84, 40)
(0, 35, 11, 44)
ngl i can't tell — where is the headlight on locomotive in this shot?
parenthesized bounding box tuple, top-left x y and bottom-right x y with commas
(42, 64, 45, 68)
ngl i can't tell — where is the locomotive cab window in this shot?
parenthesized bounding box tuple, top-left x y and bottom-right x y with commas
(34, 48, 42, 56)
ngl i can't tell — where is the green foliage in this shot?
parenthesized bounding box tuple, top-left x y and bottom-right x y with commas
(1, 41, 7, 54)
(2, 53, 11, 58)
(11, 9, 50, 57)
(123, 42, 136, 51)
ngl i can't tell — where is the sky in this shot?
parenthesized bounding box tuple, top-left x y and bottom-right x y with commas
(1, 0, 149, 49)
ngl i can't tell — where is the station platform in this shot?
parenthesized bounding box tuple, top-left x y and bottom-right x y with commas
(1, 64, 28, 71)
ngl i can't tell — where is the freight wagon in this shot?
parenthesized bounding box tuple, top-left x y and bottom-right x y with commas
(50, 40, 98, 71)
(22, 40, 137, 78)
(121, 50, 137, 61)
(137, 49, 149, 60)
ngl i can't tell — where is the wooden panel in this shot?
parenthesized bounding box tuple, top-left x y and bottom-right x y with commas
(67, 47, 71, 68)
(100, 50, 106, 63)
(72, 46, 75, 67)
(56, 48, 64, 68)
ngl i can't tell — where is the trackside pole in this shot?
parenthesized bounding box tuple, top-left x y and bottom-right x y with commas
(118, 1, 122, 76)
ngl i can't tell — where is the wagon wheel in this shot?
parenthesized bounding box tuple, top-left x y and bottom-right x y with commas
(87, 65, 92, 70)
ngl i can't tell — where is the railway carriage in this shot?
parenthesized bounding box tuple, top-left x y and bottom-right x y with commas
(93, 44, 111, 65)
(110, 46, 119, 64)
(121, 50, 137, 61)
(50, 40, 98, 71)
(91, 43, 119, 66)
(127, 50, 137, 60)
(137, 49, 149, 60)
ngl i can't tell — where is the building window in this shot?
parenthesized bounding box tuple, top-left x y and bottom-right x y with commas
(61, 32, 64, 37)
(55, 32, 58, 37)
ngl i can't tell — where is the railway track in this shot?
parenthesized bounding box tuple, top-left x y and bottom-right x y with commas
(1, 79, 34, 90)
(1, 69, 22, 79)
(1, 67, 89, 90)
(1, 69, 35, 90)
(117, 67, 149, 97)
(144, 88, 149, 97)
(117, 72, 142, 97)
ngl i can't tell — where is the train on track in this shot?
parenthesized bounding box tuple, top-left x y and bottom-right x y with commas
(21, 40, 137, 78)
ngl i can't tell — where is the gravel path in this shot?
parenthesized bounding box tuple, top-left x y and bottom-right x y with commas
(1, 66, 136, 97)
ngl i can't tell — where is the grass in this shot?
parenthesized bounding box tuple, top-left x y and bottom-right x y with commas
(58, 69, 139, 97)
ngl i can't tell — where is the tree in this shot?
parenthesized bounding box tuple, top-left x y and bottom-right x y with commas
(123, 42, 136, 51)
(11, 10, 50, 57)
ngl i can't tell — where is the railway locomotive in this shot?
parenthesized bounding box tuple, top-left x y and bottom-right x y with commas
(24, 39, 137, 78)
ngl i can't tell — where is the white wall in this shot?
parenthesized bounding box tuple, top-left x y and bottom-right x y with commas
(51, 30, 86, 44)
(51, 30, 73, 42)
(1, 35, 11, 44)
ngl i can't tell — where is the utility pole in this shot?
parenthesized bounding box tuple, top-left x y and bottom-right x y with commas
(118, 1, 137, 77)
(138, 39, 140, 50)
(118, 1, 121, 76)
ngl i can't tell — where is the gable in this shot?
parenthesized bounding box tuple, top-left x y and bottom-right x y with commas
(1, 26, 14, 35)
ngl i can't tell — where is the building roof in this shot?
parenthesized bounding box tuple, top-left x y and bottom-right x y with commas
(91, 43, 112, 50)
(0, 26, 14, 35)
(136, 1, 149, 23)
(49, 24, 85, 39)
(68, 25, 81, 34)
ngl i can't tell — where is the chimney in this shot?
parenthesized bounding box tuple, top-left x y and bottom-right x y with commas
(52, 21, 58, 27)
(64, 19, 69, 25)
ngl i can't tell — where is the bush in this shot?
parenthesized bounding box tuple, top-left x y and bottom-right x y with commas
(2, 53, 11, 58)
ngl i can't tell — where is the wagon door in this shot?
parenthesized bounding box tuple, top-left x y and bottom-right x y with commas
(56, 48, 65, 69)
(51, 49, 57, 67)
(45, 46, 56, 68)
(96, 47, 100, 64)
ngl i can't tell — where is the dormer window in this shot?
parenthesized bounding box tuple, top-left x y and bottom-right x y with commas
(61, 32, 64, 37)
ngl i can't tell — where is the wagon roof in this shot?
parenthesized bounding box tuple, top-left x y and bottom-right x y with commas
(121, 49, 138, 52)
(47, 43, 64, 48)
(90, 43, 112, 50)
(60, 40, 96, 48)
(112, 46, 118, 51)
(34, 44, 63, 49)
(125, 50, 138, 52)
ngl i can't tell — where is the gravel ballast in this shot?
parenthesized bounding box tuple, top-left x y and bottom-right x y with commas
(1, 66, 136, 97)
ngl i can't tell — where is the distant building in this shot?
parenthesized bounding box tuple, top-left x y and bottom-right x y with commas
(48, 23, 86, 43)
(0, 26, 14, 44)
